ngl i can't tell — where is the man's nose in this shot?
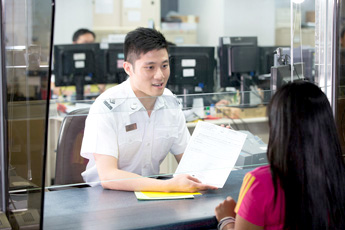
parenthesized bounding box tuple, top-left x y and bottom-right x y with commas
(154, 67, 165, 80)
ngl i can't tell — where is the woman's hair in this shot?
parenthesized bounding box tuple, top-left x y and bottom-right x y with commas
(267, 80, 345, 229)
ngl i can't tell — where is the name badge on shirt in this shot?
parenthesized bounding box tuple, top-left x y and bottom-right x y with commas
(125, 123, 137, 132)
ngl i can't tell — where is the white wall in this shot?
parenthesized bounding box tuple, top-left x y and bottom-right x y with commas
(178, 0, 225, 47)
(224, 0, 275, 46)
(179, 0, 275, 47)
(54, 0, 279, 46)
(54, 0, 93, 44)
(276, 0, 315, 24)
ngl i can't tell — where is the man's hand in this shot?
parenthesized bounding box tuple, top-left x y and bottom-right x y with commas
(215, 196, 237, 221)
(94, 154, 217, 192)
(165, 174, 218, 193)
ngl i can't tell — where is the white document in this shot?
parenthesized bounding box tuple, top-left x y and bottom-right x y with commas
(175, 121, 247, 188)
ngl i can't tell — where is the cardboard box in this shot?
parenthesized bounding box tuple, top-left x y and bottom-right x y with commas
(216, 106, 267, 119)
(170, 15, 199, 23)
(275, 27, 315, 47)
(306, 11, 315, 23)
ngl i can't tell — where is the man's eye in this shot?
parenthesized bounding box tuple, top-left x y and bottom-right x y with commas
(145, 66, 154, 70)
(162, 64, 169, 68)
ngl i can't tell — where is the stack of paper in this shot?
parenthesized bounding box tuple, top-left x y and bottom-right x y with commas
(134, 121, 247, 200)
(174, 121, 247, 188)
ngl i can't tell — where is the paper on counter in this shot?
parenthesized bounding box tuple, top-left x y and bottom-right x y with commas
(135, 191, 201, 200)
(174, 121, 247, 188)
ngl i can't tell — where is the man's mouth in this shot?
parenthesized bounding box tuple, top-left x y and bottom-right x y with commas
(152, 83, 164, 87)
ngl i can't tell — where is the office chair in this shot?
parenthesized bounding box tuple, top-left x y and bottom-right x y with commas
(54, 107, 90, 188)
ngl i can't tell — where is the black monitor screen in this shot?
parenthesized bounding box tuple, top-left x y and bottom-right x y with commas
(218, 37, 258, 88)
(270, 63, 304, 92)
(273, 47, 315, 81)
(258, 46, 281, 75)
(293, 47, 314, 81)
(230, 46, 257, 73)
(99, 43, 127, 84)
(168, 46, 216, 94)
(53, 43, 101, 87)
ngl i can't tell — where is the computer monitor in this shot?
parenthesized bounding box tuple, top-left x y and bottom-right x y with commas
(53, 43, 128, 100)
(270, 63, 304, 93)
(218, 37, 258, 89)
(218, 37, 258, 106)
(258, 46, 282, 76)
(256, 46, 284, 104)
(293, 47, 314, 82)
(98, 43, 127, 84)
(273, 47, 315, 82)
(167, 46, 216, 95)
(53, 43, 103, 100)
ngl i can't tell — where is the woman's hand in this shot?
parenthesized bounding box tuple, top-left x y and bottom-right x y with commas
(215, 196, 237, 221)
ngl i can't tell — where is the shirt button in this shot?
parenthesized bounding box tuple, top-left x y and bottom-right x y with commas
(130, 103, 137, 110)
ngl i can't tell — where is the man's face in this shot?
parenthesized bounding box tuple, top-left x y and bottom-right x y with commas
(74, 33, 95, 44)
(124, 49, 170, 98)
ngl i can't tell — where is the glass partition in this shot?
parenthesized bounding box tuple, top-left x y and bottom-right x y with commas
(0, 0, 338, 228)
(3, 0, 53, 228)
(41, 0, 327, 229)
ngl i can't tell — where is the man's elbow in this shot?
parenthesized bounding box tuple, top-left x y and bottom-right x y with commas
(98, 172, 122, 190)
(100, 181, 112, 190)
(98, 175, 115, 189)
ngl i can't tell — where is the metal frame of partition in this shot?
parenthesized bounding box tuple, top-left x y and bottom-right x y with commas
(0, 0, 55, 228)
(0, 0, 9, 215)
(40, 0, 55, 228)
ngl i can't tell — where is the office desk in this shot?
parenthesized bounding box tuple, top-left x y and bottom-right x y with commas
(43, 168, 253, 230)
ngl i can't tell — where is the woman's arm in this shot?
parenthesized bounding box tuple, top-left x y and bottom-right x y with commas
(215, 196, 263, 230)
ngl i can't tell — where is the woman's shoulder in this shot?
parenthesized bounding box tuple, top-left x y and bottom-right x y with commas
(250, 165, 270, 175)
(247, 165, 272, 183)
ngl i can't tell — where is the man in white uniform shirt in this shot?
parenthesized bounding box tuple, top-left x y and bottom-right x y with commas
(80, 27, 216, 192)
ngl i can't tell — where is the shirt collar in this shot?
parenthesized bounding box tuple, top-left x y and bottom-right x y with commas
(154, 96, 165, 110)
(124, 79, 170, 115)
(124, 79, 144, 115)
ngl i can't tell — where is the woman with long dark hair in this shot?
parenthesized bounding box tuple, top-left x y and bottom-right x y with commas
(215, 81, 345, 230)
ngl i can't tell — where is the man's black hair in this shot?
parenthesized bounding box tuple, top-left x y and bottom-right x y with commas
(124, 27, 169, 64)
(72, 28, 96, 42)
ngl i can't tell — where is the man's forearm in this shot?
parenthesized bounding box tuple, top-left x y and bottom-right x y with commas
(99, 169, 171, 191)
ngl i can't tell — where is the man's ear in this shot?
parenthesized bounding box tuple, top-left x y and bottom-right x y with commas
(123, 61, 133, 76)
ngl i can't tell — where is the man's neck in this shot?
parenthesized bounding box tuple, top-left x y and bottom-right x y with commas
(138, 97, 156, 117)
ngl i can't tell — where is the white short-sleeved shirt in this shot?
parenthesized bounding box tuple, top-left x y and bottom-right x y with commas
(80, 79, 190, 186)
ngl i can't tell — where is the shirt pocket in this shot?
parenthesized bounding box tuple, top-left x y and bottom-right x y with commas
(153, 126, 179, 162)
(118, 129, 143, 165)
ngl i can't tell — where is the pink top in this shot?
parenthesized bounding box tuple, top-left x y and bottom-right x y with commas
(235, 165, 285, 229)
